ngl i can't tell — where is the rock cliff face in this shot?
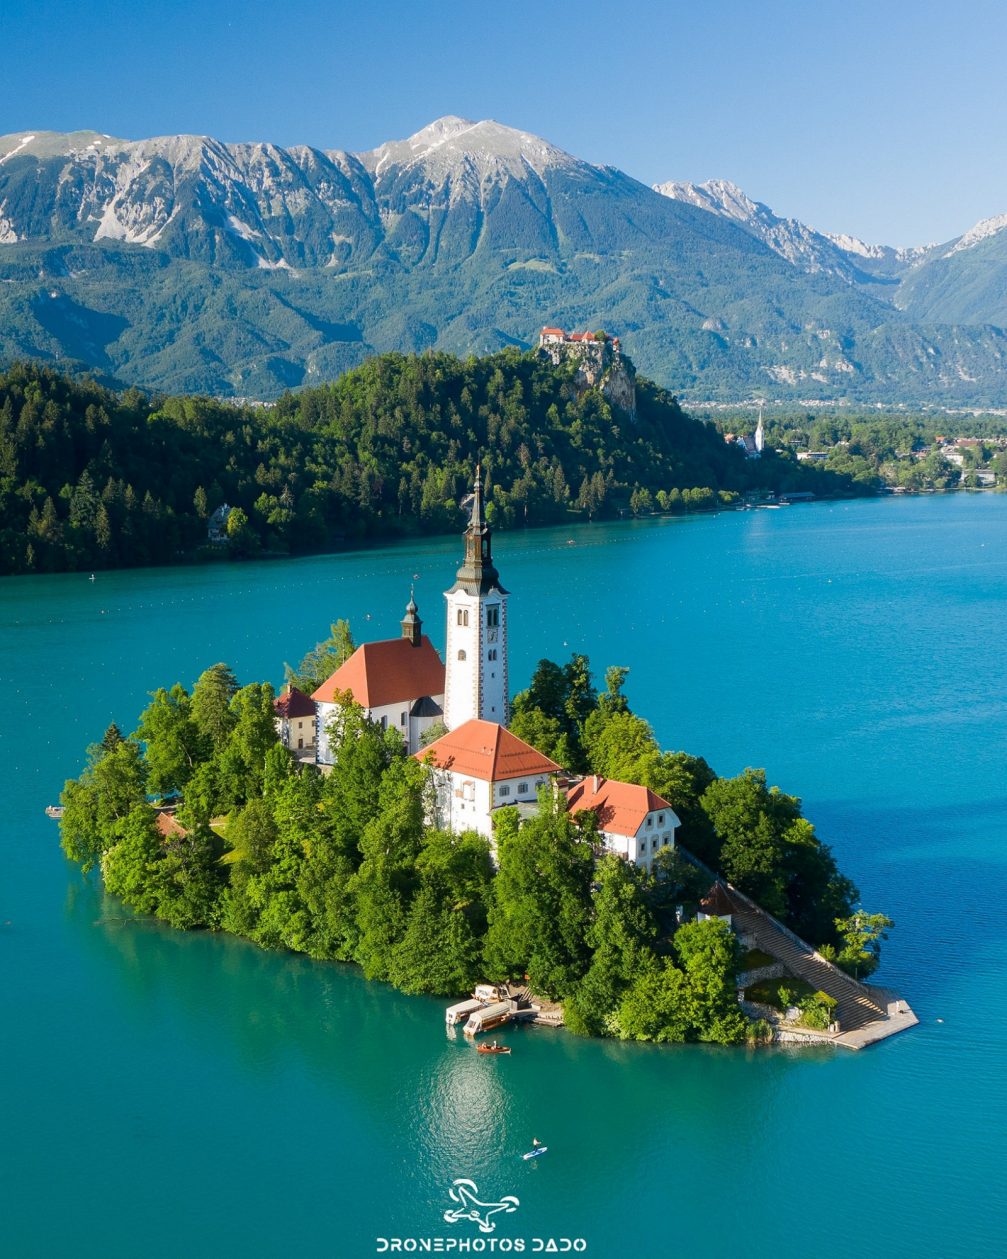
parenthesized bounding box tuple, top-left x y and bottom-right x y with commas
(538, 335, 636, 419)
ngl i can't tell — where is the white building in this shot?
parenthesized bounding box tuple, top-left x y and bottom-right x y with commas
(565, 775, 680, 873)
(312, 596, 445, 762)
(443, 467, 509, 730)
(737, 409, 765, 459)
(273, 684, 317, 754)
(416, 718, 561, 844)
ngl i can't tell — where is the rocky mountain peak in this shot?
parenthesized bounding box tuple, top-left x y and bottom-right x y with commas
(653, 177, 763, 225)
(944, 211, 1007, 257)
(362, 115, 579, 182)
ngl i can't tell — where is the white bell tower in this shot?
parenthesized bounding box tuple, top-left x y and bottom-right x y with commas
(444, 467, 509, 730)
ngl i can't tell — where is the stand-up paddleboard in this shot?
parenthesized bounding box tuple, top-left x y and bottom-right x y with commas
(521, 1146, 548, 1160)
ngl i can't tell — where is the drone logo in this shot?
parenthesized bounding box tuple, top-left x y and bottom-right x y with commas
(443, 1179, 520, 1234)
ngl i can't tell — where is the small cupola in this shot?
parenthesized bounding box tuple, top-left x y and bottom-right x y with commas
(401, 591, 423, 647)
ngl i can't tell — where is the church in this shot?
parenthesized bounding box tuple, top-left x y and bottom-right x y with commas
(310, 467, 680, 862)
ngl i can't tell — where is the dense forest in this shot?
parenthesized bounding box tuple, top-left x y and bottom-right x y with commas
(0, 352, 859, 576)
(59, 646, 890, 1047)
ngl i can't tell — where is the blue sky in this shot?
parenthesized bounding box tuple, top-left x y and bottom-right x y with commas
(3, 0, 1006, 246)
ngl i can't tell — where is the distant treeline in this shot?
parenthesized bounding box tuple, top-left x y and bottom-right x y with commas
(0, 352, 859, 575)
(695, 405, 1007, 490)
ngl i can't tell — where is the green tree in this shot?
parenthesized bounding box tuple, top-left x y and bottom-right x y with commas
(134, 683, 203, 795)
(100, 806, 166, 915)
(213, 682, 278, 808)
(154, 821, 226, 929)
(390, 830, 493, 995)
(59, 737, 147, 870)
(673, 917, 748, 1044)
(351, 757, 426, 981)
(565, 854, 658, 1036)
(834, 911, 893, 978)
(191, 663, 239, 750)
(700, 769, 792, 917)
(285, 619, 356, 693)
(483, 793, 593, 998)
(615, 960, 691, 1043)
(225, 506, 257, 555)
(507, 707, 574, 768)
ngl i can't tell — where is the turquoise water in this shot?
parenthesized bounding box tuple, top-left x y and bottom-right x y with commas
(2, 495, 1005, 1258)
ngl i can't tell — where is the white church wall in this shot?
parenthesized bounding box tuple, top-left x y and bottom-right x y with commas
(443, 592, 481, 730)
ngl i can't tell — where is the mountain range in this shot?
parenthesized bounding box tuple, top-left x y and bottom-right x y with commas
(3, 116, 1007, 403)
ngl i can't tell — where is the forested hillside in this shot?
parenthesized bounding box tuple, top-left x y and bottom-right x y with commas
(0, 351, 855, 576)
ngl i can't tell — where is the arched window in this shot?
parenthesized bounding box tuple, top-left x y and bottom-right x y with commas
(457, 649, 467, 661)
(457, 608, 469, 627)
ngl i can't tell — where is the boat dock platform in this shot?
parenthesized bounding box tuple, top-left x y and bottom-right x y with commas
(445, 982, 562, 1036)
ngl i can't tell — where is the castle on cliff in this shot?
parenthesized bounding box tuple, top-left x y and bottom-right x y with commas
(537, 326, 636, 420)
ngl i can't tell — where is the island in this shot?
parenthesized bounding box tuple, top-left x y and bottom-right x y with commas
(58, 469, 916, 1049)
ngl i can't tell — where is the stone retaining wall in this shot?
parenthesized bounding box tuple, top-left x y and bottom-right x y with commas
(737, 962, 785, 987)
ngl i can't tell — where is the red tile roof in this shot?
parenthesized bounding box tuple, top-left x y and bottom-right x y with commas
(565, 776, 675, 838)
(415, 719, 561, 782)
(541, 326, 565, 336)
(155, 811, 187, 839)
(312, 636, 445, 709)
(274, 685, 316, 719)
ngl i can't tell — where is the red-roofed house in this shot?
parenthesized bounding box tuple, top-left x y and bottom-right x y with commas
(273, 684, 317, 754)
(415, 718, 561, 841)
(155, 811, 187, 840)
(312, 596, 445, 762)
(566, 775, 680, 871)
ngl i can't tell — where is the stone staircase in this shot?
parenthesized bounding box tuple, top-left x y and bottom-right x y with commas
(728, 900, 887, 1034)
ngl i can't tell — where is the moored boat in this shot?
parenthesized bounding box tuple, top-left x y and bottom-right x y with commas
(445, 998, 485, 1026)
(477, 1042, 511, 1055)
(463, 1000, 513, 1037)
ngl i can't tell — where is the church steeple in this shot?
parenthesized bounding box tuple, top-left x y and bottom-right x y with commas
(401, 589, 422, 647)
(443, 465, 510, 730)
(450, 465, 508, 598)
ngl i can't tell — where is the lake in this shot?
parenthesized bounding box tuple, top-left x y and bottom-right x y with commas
(1, 494, 1005, 1258)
